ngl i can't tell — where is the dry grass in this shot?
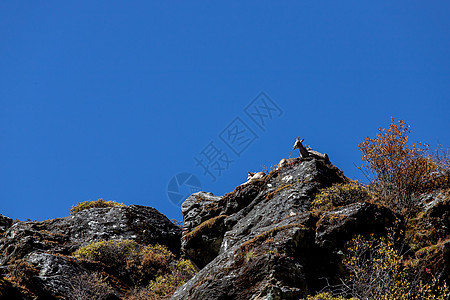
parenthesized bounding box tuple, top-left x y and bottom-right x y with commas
(70, 198, 125, 214)
(236, 223, 306, 255)
(184, 215, 227, 242)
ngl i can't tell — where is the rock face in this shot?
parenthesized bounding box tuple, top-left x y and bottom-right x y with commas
(1, 154, 447, 300)
(415, 190, 450, 284)
(315, 202, 399, 249)
(0, 205, 181, 299)
(173, 157, 402, 299)
(0, 215, 12, 235)
(0, 205, 180, 266)
(181, 192, 223, 232)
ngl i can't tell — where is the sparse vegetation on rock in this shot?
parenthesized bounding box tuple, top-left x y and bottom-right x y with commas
(69, 272, 116, 300)
(71, 239, 197, 299)
(313, 231, 449, 300)
(0, 204, 182, 299)
(73, 239, 141, 270)
(70, 198, 126, 214)
(7, 259, 39, 286)
(0, 118, 448, 299)
(302, 292, 359, 300)
(311, 181, 370, 212)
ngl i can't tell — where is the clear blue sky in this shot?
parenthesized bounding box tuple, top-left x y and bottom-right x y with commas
(1, 1, 449, 222)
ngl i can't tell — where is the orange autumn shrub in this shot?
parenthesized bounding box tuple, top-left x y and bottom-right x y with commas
(358, 118, 448, 216)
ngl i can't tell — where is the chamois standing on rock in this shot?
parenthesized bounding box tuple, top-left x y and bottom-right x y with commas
(276, 138, 308, 170)
(292, 138, 310, 158)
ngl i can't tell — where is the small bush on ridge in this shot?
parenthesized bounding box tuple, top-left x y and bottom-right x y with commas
(146, 259, 196, 299)
(73, 239, 140, 270)
(312, 182, 370, 211)
(70, 198, 125, 214)
(124, 257, 196, 300)
(126, 244, 175, 285)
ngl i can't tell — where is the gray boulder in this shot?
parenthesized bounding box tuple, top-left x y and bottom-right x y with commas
(0, 204, 181, 298)
(0, 205, 181, 266)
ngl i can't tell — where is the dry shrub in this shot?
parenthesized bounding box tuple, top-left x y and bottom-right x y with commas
(432, 145, 450, 187)
(124, 287, 154, 300)
(433, 145, 450, 169)
(124, 259, 196, 300)
(335, 232, 449, 300)
(0, 277, 7, 298)
(411, 240, 448, 279)
(405, 189, 450, 254)
(302, 292, 358, 300)
(126, 244, 175, 285)
(73, 239, 196, 297)
(73, 239, 140, 271)
(358, 118, 448, 216)
(70, 198, 125, 214)
(69, 272, 115, 300)
(7, 259, 38, 285)
(146, 259, 196, 299)
(312, 182, 370, 212)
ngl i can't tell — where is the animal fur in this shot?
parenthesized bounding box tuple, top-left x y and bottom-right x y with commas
(247, 171, 266, 181)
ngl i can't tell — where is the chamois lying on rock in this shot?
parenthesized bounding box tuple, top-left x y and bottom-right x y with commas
(247, 171, 266, 182)
(239, 171, 266, 186)
(292, 137, 329, 161)
(277, 158, 298, 170)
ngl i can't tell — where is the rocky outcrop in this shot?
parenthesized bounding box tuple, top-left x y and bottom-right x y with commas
(0, 205, 181, 299)
(173, 157, 402, 299)
(0, 215, 12, 235)
(1, 154, 447, 300)
(421, 190, 450, 238)
(413, 190, 450, 284)
(0, 205, 180, 266)
(181, 192, 223, 232)
(182, 215, 228, 269)
(315, 202, 400, 249)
